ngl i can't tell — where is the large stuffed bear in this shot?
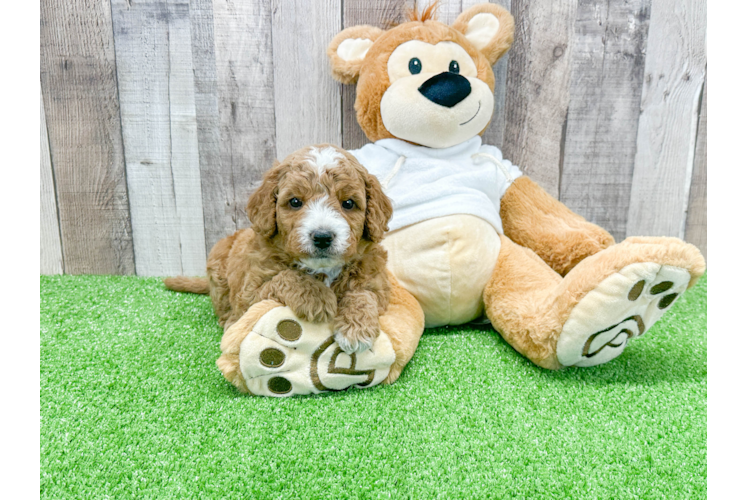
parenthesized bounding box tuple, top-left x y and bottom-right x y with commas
(213, 3, 704, 396)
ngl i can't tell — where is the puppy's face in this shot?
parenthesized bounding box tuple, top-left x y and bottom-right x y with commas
(247, 145, 392, 271)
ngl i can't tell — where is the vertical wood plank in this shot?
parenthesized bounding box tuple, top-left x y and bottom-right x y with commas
(271, 0, 343, 159)
(502, 0, 578, 198)
(40, 89, 64, 275)
(190, 0, 231, 254)
(417, 0, 462, 25)
(626, 0, 706, 237)
(111, 0, 206, 276)
(212, 0, 277, 230)
(342, 0, 404, 151)
(560, 0, 650, 242)
(40, 0, 135, 275)
(685, 76, 706, 259)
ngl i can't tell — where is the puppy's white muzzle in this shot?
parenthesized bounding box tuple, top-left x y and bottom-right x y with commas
(298, 196, 351, 259)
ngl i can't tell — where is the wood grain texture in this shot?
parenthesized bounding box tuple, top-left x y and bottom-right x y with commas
(342, 0, 404, 150)
(503, 0, 578, 198)
(111, 0, 206, 276)
(685, 76, 706, 260)
(40, 89, 63, 275)
(560, 0, 650, 242)
(190, 0, 230, 254)
(40, 0, 135, 275)
(626, 0, 706, 237)
(271, 0, 343, 159)
(417, 0, 462, 25)
(212, 0, 277, 231)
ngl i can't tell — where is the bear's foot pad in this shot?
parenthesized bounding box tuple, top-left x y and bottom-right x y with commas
(238, 307, 396, 396)
(556, 262, 691, 367)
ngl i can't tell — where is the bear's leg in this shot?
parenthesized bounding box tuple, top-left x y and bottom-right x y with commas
(484, 235, 705, 369)
(380, 271, 426, 384)
(500, 176, 615, 276)
(215, 271, 425, 395)
(483, 235, 564, 368)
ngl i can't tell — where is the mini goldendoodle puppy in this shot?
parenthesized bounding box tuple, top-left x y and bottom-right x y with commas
(166, 144, 394, 354)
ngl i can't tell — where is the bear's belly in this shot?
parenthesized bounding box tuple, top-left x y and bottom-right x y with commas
(382, 214, 502, 328)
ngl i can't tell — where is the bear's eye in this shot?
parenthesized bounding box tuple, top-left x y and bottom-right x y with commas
(341, 199, 355, 210)
(449, 60, 460, 74)
(408, 57, 422, 75)
(289, 197, 303, 209)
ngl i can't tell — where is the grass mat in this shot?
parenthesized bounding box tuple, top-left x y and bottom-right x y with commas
(41, 274, 706, 499)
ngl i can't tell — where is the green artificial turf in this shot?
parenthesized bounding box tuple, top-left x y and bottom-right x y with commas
(40, 274, 707, 499)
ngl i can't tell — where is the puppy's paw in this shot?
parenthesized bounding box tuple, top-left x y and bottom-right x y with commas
(294, 303, 336, 324)
(287, 292, 337, 324)
(334, 323, 379, 354)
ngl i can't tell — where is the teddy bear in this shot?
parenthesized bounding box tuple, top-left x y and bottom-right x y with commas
(214, 2, 704, 396)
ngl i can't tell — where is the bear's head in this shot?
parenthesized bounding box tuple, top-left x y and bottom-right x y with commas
(327, 3, 514, 149)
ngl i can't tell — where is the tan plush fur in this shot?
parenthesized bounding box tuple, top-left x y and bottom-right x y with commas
(331, 21, 496, 144)
(379, 271, 426, 384)
(216, 299, 283, 394)
(328, 25, 385, 85)
(452, 3, 515, 65)
(325, 2, 706, 371)
(484, 235, 706, 369)
(500, 176, 615, 276)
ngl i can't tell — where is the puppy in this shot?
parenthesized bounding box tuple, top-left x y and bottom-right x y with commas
(168, 144, 393, 354)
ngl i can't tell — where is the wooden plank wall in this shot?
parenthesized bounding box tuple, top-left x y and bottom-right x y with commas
(40, 0, 708, 275)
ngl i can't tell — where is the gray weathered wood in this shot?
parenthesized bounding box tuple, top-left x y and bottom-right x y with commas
(502, 0, 578, 198)
(40, 89, 63, 275)
(342, 0, 404, 150)
(626, 0, 706, 237)
(685, 76, 706, 260)
(271, 0, 343, 159)
(190, 0, 232, 255)
(212, 0, 277, 230)
(111, 0, 206, 276)
(417, 0, 462, 25)
(40, 0, 135, 275)
(560, 0, 650, 242)
(38, 0, 708, 275)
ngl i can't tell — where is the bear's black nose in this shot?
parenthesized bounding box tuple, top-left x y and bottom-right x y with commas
(312, 232, 334, 250)
(418, 72, 471, 108)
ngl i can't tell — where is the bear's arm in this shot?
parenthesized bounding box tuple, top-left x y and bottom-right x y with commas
(499, 176, 615, 276)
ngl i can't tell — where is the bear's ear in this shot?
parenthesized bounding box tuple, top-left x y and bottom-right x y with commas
(327, 25, 384, 84)
(452, 3, 515, 66)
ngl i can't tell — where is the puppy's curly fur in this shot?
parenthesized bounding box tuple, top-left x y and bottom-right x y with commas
(167, 144, 393, 354)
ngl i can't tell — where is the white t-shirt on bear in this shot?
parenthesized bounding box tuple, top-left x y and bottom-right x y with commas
(349, 136, 523, 234)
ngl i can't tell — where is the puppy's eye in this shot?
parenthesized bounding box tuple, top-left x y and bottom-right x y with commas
(408, 58, 422, 75)
(449, 60, 459, 74)
(341, 199, 355, 210)
(289, 198, 303, 209)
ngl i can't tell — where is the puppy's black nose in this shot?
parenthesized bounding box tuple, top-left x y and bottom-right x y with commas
(418, 72, 471, 108)
(312, 232, 334, 250)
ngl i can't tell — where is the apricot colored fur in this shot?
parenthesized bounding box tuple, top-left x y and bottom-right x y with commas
(212, 146, 393, 353)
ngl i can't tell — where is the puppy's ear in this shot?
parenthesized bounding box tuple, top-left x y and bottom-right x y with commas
(363, 173, 393, 243)
(452, 4, 515, 65)
(327, 25, 384, 84)
(246, 161, 282, 239)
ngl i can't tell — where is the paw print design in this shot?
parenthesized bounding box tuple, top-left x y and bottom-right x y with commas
(556, 263, 691, 367)
(237, 307, 396, 396)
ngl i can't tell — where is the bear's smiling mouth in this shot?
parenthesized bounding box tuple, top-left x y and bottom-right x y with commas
(459, 101, 481, 126)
